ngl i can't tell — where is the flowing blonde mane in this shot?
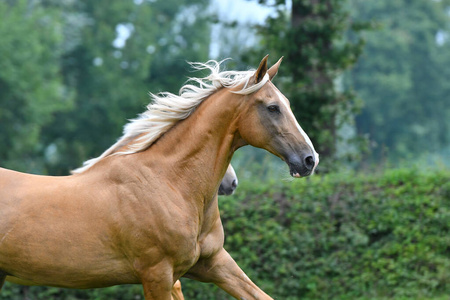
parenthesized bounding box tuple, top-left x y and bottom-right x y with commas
(72, 60, 269, 174)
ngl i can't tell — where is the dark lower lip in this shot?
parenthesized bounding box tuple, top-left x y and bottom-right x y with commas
(218, 187, 235, 196)
(288, 161, 312, 178)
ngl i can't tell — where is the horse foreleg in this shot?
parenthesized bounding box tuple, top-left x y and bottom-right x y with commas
(187, 248, 273, 300)
(143, 278, 183, 300)
(141, 278, 173, 300)
(171, 280, 185, 300)
(138, 261, 174, 300)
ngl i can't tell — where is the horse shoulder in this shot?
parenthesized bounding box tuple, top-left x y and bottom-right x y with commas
(97, 159, 201, 256)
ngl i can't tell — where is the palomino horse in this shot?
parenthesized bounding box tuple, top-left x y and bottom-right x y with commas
(0, 163, 238, 300)
(171, 163, 237, 300)
(0, 55, 318, 299)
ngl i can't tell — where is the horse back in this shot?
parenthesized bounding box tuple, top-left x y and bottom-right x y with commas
(0, 167, 32, 205)
(0, 167, 63, 204)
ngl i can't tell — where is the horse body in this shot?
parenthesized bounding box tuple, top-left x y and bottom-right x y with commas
(0, 56, 318, 299)
(0, 90, 239, 289)
(0, 162, 205, 287)
(0, 168, 139, 287)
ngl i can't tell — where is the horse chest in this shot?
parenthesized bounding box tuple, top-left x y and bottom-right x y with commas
(170, 231, 224, 278)
(114, 187, 224, 275)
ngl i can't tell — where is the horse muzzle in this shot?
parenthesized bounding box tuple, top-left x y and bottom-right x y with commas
(218, 179, 238, 195)
(286, 153, 317, 178)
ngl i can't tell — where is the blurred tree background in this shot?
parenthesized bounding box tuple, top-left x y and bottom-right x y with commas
(0, 0, 449, 299)
(346, 0, 450, 164)
(1, 0, 449, 175)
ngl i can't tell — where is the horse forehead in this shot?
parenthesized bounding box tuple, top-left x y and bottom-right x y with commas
(254, 81, 284, 101)
(271, 83, 289, 102)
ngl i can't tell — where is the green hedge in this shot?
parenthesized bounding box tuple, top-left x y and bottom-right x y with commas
(2, 168, 450, 299)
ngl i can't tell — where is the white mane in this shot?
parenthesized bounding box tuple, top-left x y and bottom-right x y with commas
(72, 60, 269, 174)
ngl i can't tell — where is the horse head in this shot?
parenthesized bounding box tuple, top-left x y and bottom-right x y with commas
(218, 164, 238, 196)
(234, 55, 319, 178)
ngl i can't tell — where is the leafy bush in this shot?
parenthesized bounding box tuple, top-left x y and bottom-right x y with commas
(181, 168, 450, 299)
(2, 168, 449, 299)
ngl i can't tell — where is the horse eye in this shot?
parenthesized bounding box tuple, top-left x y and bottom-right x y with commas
(267, 105, 280, 113)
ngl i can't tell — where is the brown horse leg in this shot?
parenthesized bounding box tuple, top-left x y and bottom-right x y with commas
(142, 278, 173, 300)
(139, 263, 174, 300)
(187, 248, 273, 300)
(171, 280, 185, 300)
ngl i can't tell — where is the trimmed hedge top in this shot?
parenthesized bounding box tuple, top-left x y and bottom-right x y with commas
(183, 168, 450, 299)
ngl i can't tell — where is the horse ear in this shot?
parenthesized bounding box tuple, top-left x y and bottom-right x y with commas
(251, 55, 269, 84)
(268, 56, 283, 80)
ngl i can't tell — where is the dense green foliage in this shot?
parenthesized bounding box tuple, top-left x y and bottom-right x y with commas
(0, 0, 70, 172)
(1, 167, 449, 299)
(181, 167, 450, 299)
(346, 0, 450, 162)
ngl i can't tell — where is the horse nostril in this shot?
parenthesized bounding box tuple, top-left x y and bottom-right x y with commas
(304, 155, 315, 170)
(231, 179, 238, 189)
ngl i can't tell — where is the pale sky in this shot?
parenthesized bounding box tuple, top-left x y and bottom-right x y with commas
(209, 0, 280, 58)
(212, 0, 276, 24)
(112, 0, 282, 57)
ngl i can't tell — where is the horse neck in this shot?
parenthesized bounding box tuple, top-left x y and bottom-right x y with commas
(140, 89, 244, 201)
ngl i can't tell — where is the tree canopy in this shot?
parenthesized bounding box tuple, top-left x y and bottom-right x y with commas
(0, 0, 69, 172)
(2, 0, 448, 174)
(346, 0, 450, 163)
